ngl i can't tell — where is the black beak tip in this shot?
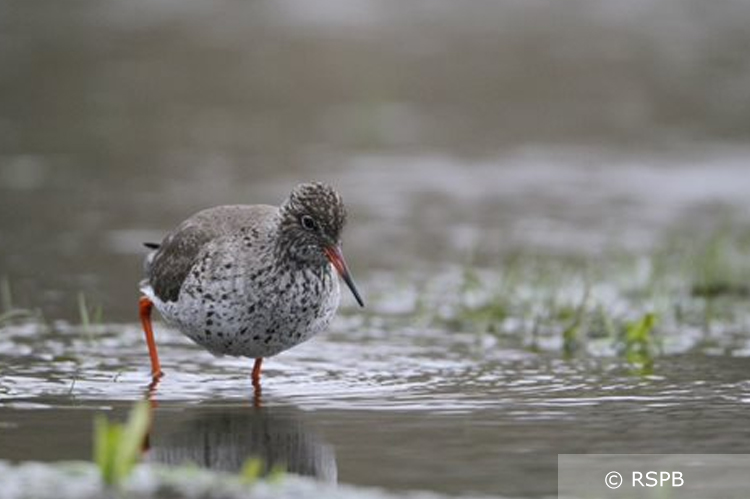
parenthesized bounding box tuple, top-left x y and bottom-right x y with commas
(346, 279, 365, 308)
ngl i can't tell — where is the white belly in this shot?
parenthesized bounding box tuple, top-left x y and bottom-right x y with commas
(142, 265, 341, 359)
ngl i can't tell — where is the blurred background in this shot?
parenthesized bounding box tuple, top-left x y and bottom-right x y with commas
(4, 3, 750, 497)
(1, 0, 750, 321)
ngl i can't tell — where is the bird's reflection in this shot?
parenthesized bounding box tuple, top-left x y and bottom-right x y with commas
(144, 403, 337, 482)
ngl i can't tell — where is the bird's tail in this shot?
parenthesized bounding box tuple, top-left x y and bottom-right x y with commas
(142, 242, 160, 275)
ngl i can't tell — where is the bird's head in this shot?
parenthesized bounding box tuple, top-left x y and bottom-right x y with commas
(278, 182, 364, 307)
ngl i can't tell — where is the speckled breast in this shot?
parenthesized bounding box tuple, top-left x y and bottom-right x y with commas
(160, 260, 341, 359)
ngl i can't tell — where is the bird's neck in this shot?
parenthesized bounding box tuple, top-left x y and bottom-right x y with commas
(272, 226, 329, 274)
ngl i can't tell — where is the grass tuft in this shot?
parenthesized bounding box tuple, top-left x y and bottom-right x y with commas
(94, 401, 150, 487)
(239, 457, 285, 485)
(0, 276, 44, 326)
(622, 312, 658, 370)
(239, 458, 263, 484)
(78, 292, 103, 338)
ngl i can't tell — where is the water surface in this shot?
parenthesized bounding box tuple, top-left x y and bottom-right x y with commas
(3, 319, 750, 496)
(2, 1, 750, 497)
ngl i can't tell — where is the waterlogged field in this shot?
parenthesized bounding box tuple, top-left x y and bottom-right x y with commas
(3, 1, 750, 498)
(2, 219, 750, 498)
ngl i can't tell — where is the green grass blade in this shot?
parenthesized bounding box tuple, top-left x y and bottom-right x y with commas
(240, 457, 263, 484)
(113, 401, 150, 483)
(93, 414, 109, 475)
(93, 402, 150, 487)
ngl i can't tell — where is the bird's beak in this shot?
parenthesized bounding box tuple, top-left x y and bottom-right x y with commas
(324, 245, 365, 307)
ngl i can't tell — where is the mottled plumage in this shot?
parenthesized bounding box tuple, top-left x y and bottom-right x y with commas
(138, 183, 363, 382)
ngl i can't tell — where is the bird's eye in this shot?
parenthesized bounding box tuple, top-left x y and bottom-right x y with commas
(300, 215, 318, 231)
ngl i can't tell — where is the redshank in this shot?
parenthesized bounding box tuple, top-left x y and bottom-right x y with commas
(138, 182, 364, 385)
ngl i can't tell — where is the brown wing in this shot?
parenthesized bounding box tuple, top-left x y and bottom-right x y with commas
(146, 205, 276, 303)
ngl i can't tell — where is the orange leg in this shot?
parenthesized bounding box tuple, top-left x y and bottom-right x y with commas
(139, 296, 163, 380)
(252, 357, 263, 385)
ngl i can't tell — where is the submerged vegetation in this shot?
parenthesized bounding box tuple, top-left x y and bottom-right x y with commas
(2, 224, 750, 373)
(357, 222, 750, 369)
(0, 224, 749, 497)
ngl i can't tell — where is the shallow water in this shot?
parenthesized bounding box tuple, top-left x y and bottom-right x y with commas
(3, 1, 750, 498)
(3, 319, 750, 497)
